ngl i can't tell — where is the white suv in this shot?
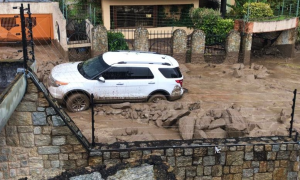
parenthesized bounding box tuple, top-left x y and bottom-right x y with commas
(47, 51, 184, 112)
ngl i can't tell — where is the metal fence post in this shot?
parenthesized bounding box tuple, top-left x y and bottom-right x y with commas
(289, 89, 297, 138)
(20, 4, 28, 70)
(91, 94, 95, 147)
(94, 7, 96, 26)
(297, 0, 300, 17)
(281, 0, 285, 15)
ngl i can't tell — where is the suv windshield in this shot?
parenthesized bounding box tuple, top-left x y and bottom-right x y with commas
(78, 55, 110, 79)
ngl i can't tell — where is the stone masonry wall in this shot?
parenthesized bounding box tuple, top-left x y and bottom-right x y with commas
(191, 29, 205, 64)
(134, 27, 149, 52)
(91, 25, 108, 57)
(89, 142, 300, 180)
(172, 29, 187, 64)
(225, 30, 241, 64)
(0, 79, 88, 180)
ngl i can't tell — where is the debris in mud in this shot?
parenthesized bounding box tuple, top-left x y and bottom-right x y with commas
(231, 63, 269, 79)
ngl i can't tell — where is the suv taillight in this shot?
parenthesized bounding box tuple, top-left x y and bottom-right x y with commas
(175, 80, 183, 87)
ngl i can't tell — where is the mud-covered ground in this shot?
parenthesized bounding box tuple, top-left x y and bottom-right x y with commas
(1, 44, 300, 144)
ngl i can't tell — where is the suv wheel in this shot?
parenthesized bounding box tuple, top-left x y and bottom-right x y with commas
(148, 93, 167, 103)
(66, 93, 90, 112)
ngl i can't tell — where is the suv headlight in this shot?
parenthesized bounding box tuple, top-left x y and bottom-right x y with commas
(48, 74, 68, 87)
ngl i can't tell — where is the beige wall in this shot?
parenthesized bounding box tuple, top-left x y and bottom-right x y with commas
(0, 2, 68, 52)
(101, 0, 199, 30)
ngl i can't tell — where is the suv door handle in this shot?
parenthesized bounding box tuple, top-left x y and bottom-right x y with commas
(148, 82, 155, 84)
(116, 83, 124, 85)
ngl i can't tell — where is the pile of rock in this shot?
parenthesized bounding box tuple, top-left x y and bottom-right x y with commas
(95, 101, 199, 127)
(232, 63, 269, 79)
(190, 104, 248, 140)
(96, 101, 289, 140)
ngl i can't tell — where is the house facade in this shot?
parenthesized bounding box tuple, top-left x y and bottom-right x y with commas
(101, 0, 199, 31)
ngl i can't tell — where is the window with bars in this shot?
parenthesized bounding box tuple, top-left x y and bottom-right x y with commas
(1, 18, 17, 31)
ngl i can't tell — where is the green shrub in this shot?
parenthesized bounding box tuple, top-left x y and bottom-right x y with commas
(242, 2, 273, 18)
(190, 8, 221, 25)
(107, 32, 129, 51)
(190, 8, 234, 44)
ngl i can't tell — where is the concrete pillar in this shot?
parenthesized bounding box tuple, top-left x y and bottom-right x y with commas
(274, 28, 297, 58)
(134, 27, 149, 52)
(91, 25, 108, 57)
(190, 29, 205, 64)
(225, 30, 241, 64)
(239, 33, 252, 66)
(172, 29, 187, 64)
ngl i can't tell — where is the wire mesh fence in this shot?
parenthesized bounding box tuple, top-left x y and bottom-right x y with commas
(242, 0, 300, 21)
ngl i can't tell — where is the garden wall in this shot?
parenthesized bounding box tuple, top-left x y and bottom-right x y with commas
(91, 25, 241, 64)
(88, 138, 300, 180)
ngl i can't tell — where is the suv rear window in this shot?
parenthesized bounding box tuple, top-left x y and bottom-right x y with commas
(158, 67, 182, 78)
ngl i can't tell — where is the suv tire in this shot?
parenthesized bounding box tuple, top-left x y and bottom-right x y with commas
(66, 93, 90, 112)
(148, 93, 167, 103)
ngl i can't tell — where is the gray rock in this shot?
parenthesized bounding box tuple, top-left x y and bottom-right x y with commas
(193, 129, 207, 139)
(174, 102, 183, 110)
(208, 118, 226, 130)
(19, 133, 34, 147)
(107, 164, 154, 180)
(179, 116, 196, 140)
(233, 69, 244, 78)
(112, 129, 127, 136)
(52, 116, 65, 126)
(195, 116, 213, 130)
(52, 136, 66, 145)
(205, 128, 227, 138)
(112, 109, 123, 115)
(132, 111, 138, 119)
(255, 71, 268, 79)
(70, 172, 103, 180)
(46, 107, 56, 115)
(111, 102, 131, 109)
(188, 101, 201, 111)
(226, 109, 247, 137)
(232, 63, 244, 70)
(32, 112, 47, 126)
(35, 135, 51, 146)
(162, 110, 190, 127)
(38, 146, 60, 154)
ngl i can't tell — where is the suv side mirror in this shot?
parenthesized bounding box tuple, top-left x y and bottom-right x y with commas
(98, 76, 105, 82)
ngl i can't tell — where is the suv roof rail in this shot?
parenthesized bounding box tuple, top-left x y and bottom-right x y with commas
(117, 61, 171, 66)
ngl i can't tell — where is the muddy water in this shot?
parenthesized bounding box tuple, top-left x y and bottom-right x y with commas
(68, 55, 300, 144)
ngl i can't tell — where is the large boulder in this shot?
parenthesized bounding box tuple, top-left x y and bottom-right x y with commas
(205, 128, 227, 138)
(233, 69, 244, 78)
(162, 110, 190, 127)
(208, 118, 226, 130)
(193, 129, 207, 139)
(225, 108, 248, 137)
(194, 115, 214, 130)
(179, 116, 196, 140)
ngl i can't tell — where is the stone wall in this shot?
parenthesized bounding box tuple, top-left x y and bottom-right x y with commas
(134, 27, 149, 52)
(89, 140, 300, 180)
(191, 30, 205, 64)
(91, 25, 108, 57)
(225, 30, 241, 64)
(0, 79, 88, 179)
(172, 29, 187, 64)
